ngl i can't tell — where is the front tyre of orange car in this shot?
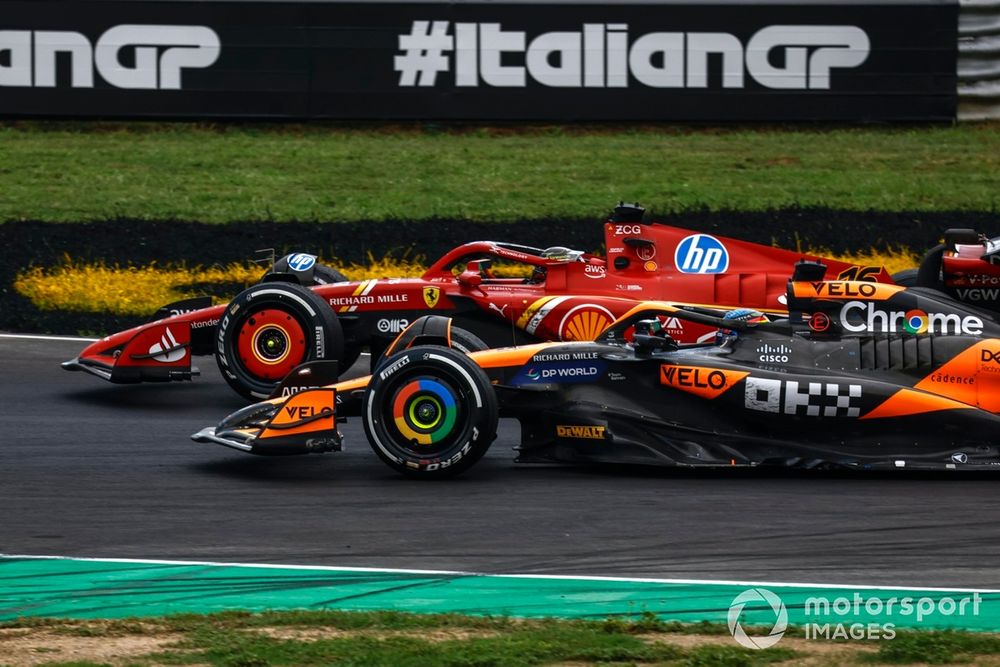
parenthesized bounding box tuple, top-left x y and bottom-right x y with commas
(363, 345, 498, 478)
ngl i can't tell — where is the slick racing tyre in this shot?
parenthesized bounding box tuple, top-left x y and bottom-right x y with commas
(216, 282, 344, 400)
(372, 326, 489, 373)
(311, 264, 349, 285)
(363, 346, 498, 478)
(891, 268, 918, 287)
(446, 327, 490, 355)
(259, 263, 349, 286)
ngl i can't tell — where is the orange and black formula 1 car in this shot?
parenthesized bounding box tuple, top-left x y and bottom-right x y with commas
(63, 203, 892, 400)
(193, 261, 1000, 477)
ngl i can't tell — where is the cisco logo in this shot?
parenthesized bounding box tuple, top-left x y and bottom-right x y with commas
(674, 234, 730, 274)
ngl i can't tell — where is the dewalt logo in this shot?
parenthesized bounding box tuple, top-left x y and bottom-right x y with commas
(556, 425, 606, 440)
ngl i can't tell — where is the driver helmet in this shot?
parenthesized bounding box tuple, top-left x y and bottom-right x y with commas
(540, 247, 584, 262)
(715, 308, 766, 346)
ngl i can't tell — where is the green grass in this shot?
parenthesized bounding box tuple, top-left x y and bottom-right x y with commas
(866, 629, 1000, 664)
(0, 611, 799, 667)
(1, 122, 998, 223)
(10, 610, 1000, 667)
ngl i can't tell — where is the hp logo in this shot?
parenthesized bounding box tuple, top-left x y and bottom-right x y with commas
(674, 234, 730, 274)
(287, 253, 317, 272)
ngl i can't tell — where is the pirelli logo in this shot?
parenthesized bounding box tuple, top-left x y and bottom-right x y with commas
(556, 425, 606, 440)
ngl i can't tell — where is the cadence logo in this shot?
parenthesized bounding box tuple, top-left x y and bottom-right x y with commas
(0, 25, 220, 89)
(840, 301, 984, 335)
(728, 588, 788, 650)
(394, 21, 869, 90)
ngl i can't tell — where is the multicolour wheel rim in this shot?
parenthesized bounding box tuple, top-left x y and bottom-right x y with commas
(391, 378, 458, 446)
(237, 309, 307, 380)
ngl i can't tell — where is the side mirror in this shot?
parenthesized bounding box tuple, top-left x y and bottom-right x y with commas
(457, 270, 483, 288)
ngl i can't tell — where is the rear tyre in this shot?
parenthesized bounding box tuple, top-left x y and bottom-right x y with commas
(891, 268, 919, 287)
(372, 326, 489, 373)
(258, 263, 349, 286)
(915, 244, 946, 290)
(216, 282, 344, 400)
(450, 327, 490, 355)
(363, 346, 498, 478)
(311, 264, 349, 285)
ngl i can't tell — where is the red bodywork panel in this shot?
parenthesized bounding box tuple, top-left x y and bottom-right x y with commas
(944, 243, 1000, 290)
(68, 218, 892, 384)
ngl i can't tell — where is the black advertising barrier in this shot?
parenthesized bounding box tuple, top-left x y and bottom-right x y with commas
(0, 0, 958, 121)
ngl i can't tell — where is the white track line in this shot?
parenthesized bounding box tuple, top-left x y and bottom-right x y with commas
(0, 333, 98, 343)
(2, 554, 997, 594)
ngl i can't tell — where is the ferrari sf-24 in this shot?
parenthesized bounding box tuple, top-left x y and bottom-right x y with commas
(194, 262, 1000, 477)
(63, 203, 893, 400)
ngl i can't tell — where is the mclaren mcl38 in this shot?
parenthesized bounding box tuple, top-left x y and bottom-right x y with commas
(194, 262, 1000, 477)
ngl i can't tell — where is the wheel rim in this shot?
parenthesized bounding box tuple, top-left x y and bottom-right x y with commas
(390, 377, 459, 447)
(236, 309, 307, 381)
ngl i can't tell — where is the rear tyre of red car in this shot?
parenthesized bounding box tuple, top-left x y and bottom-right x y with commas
(891, 268, 918, 286)
(372, 326, 489, 373)
(259, 261, 349, 286)
(363, 346, 498, 478)
(216, 282, 344, 400)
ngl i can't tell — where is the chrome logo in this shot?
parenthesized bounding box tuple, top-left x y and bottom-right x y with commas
(392, 379, 457, 445)
(903, 309, 928, 335)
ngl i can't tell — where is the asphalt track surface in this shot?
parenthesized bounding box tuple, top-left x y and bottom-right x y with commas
(4, 335, 1000, 590)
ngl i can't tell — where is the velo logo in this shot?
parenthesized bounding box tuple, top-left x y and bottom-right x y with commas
(287, 253, 317, 272)
(674, 234, 729, 274)
(728, 588, 788, 650)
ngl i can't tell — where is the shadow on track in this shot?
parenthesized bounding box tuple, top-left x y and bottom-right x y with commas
(59, 384, 249, 411)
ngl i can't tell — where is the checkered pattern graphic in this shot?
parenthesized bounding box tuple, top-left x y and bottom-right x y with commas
(745, 378, 862, 418)
(784, 381, 862, 417)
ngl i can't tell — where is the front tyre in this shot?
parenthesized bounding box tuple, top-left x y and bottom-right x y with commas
(363, 346, 498, 478)
(216, 282, 344, 400)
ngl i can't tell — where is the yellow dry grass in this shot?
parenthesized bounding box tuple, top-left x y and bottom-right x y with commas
(14, 248, 920, 316)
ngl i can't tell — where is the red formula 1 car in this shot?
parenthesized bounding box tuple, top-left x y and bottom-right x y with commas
(896, 228, 1000, 312)
(63, 203, 892, 399)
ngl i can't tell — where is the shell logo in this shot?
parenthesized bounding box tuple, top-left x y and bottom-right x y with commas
(559, 305, 615, 341)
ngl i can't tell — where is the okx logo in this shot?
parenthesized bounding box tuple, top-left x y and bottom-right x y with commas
(728, 588, 788, 650)
(674, 234, 729, 274)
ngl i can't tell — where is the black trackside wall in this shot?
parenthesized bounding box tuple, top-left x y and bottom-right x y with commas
(0, 0, 958, 121)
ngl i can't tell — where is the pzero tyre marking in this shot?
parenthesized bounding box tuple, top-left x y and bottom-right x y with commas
(245, 289, 317, 317)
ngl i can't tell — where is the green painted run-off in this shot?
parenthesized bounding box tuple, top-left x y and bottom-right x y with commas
(2, 556, 1000, 632)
